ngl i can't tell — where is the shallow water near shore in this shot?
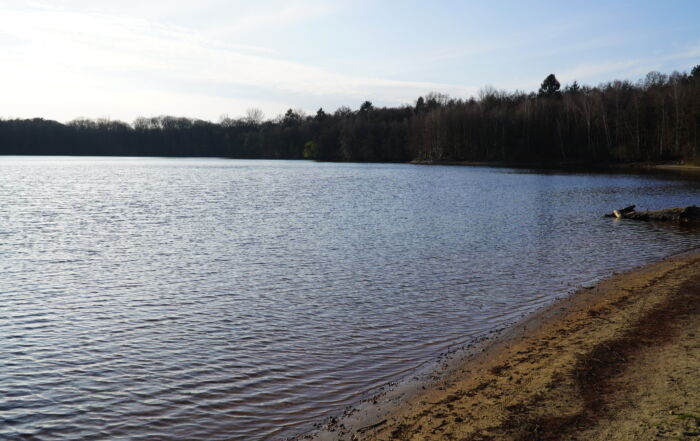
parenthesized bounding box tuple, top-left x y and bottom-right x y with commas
(2, 157, 700, 441)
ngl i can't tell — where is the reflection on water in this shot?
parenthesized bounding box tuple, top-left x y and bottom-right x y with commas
(1, 157, 699, 441)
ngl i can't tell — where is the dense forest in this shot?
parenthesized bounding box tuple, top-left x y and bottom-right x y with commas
(1, 66, 699, 164)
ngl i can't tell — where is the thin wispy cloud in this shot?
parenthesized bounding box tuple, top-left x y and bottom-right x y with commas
(0, 3, 470, 121)
(0, 1, 696, 121)
(557, 60, 647, 83)
(221, 0, 337, 32)
(553, 41, 700, 87)
(674, 41, 700, 60)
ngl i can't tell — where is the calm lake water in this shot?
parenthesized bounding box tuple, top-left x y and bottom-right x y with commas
(2, 157, 699, 441)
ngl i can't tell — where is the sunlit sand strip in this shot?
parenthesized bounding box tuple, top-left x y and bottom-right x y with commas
(299, 248, 700, 441)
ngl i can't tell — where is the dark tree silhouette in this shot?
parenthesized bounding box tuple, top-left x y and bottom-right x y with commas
(1, 67, 699, 165)
(315, 108, 327, 121)
(691, 65, 700, 80)
(415, 96, 426, 114)
(539, 74, 561, 98)
(564, 80, 581, 94)
(359, 101, 374, 115)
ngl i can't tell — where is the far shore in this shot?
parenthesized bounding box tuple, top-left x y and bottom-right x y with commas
(300, 249, 700, 441)
(410, 159, 700, 173)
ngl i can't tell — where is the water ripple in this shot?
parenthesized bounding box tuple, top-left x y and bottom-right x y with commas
(1, 157, 699, 441)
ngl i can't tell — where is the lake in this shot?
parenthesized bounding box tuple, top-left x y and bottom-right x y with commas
(1, 157, 699, 441)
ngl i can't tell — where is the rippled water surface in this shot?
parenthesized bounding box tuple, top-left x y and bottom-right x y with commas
(2, 157, 699, 440)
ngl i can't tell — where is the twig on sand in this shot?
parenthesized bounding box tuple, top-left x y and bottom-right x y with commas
(357, 419, 387, 433)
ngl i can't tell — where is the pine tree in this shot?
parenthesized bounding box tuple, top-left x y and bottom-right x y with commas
(538, 74, 561, 98)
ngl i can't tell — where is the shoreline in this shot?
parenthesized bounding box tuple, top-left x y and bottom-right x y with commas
(297, 248, 700, 440)
(409, 159, 700, 173)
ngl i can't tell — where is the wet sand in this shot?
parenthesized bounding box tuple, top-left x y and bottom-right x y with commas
(301, 249, 700, 441)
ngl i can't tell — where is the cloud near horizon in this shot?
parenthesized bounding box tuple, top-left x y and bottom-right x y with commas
(0, 5, 474, 122)
(0, 1, 697, 123)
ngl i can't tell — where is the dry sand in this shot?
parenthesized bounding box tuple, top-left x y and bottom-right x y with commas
(302, 250, 700, 441)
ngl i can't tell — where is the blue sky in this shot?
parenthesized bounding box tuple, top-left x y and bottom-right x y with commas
(0, 0, 698, 122)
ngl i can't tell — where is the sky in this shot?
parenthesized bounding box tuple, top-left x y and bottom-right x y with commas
(0, 0, 698, 123)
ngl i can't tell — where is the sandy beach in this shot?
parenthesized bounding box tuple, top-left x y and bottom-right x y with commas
(302, 249, 700, 441)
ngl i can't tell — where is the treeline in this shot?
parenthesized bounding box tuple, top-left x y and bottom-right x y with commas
(1, 66, 699, 164)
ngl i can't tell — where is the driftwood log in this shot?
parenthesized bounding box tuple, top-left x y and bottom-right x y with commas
(613, 205, 636, 218)
(605, 205, 700, 221)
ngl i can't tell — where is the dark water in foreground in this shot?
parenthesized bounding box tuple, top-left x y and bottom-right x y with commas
(1, 157, 699, 441)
